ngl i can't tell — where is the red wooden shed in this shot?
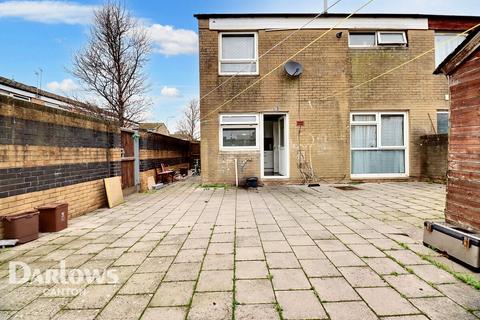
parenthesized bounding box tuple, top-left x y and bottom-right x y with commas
(435, 26, 480, 231)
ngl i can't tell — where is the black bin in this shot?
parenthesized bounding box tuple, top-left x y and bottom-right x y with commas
(246, 177, 258, 188)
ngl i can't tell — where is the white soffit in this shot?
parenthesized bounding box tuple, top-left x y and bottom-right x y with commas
(209, 17, 429, 31)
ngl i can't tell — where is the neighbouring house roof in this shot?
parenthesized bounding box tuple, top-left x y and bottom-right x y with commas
(434, 26, 480, 75)
(0, 75, 124, 124)
(0, 75, 80, 109)
(140, 122, 170, 135)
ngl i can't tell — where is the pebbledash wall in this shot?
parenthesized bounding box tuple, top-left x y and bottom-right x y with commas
(0, 95, 121, 238)
(196, 14, 480, 185)
(138, 131, 191, 191)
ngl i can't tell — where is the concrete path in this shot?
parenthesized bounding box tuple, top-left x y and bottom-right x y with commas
(0, 180, 479, 320)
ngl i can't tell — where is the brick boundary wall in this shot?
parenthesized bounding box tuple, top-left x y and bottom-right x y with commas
(419, 134, 448, 182)
(0, 95, 121, 239)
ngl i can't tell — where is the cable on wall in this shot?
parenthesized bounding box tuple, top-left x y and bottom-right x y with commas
(308, 23, 480, 104)
(198, 0, 344, 103)
(200, 0, 377, 123)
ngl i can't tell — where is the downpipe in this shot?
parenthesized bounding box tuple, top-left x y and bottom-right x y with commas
(235, 158, 239, 187)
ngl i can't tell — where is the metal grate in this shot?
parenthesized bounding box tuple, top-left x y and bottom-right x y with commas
(334, 185, 361, 191)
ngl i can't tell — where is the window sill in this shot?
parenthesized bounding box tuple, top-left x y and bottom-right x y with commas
(348, 46, 408, 50)
(219, 148, 260, 154)
(218, 73, 259, 76)
(351, 173, 408, 179)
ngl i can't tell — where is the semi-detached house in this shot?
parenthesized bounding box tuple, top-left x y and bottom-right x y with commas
(195, 13, 480, 184)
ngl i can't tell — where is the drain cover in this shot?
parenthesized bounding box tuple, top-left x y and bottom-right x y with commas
(334, 185, 361, 191)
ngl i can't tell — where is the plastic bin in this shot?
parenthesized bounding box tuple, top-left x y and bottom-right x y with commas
(3, 210, 39, 244)
(37, 203, 68, 232)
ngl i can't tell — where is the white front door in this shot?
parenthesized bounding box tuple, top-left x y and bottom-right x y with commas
(278, 116, 287, 176)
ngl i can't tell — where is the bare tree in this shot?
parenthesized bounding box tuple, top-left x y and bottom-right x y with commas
(72, 1, 151, 127)
(175, 99, 200, 141)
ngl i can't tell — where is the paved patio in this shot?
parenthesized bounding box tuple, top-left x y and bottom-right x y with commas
(1, 180, 479, 320)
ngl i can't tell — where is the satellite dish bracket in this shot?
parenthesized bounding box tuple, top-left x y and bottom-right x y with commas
(284, 60, 303, 77)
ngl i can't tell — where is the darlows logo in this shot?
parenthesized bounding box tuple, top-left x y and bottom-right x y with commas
(9, 261, 119, 285)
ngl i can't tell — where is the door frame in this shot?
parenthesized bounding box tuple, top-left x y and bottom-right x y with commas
(260, 112, 290, 179)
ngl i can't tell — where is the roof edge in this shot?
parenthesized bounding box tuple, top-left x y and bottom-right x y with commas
(194, 12, 480, 19)
(434, 26, 480, 74)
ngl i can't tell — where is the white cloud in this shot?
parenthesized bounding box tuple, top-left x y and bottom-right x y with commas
(146, 24, 198, 56)
(47, 78, 78, 93)
(0, 1, 198, 56)
(0, 1, 97, 24)
(160, 86, 181, 97)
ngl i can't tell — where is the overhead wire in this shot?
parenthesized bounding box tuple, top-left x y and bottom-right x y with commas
(310, 22, 480, 104)
(200, 0, 377, 123)
(198, 0, 343, 103)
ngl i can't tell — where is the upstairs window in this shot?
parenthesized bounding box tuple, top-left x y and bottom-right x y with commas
(219, 33, 258, 75)
(435, 32, 467, 67)
(349, 32, 376, 47)
(349, 31, 407, 47)
(437, 110, 449, 134)
(12, 94, 31, 102)
(377, 31, 407, 45)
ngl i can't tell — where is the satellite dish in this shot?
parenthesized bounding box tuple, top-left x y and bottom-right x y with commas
(284, 60, 303, 77)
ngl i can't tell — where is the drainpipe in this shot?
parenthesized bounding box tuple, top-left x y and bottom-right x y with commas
(133, 130, 140, 192)
(235, 159, 239, 187)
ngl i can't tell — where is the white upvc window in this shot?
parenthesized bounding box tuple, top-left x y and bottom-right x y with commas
(434, 32, 467, 67)
(349, 31, 407, 47)
(350, 112, 408, 178)
(219, 114, 259, 150)
(12, 93, 31, 102)
(219, 32, 258, 75)
(377, 31, 407, 45)
(436, 110, 449, 134)
(349, 32, 376, 47)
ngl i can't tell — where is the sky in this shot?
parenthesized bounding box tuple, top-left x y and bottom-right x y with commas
(1, 0, 479, 132)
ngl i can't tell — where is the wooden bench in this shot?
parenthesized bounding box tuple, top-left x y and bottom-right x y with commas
(156, 163, 176, 183)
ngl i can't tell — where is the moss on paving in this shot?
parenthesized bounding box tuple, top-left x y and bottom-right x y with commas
(199, 183, 231, 190)
(421, 255, 480, 290)
(392, 239, 480, 291)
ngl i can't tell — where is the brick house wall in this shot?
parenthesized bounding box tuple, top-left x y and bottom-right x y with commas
(0, 95, 121, 238)
(197, 17, 451, 184)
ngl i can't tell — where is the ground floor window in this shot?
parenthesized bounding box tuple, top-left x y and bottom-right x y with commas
(350, 112, 408, 177)
(219, 114, 259, 150)
(437, 110, 449, 134)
